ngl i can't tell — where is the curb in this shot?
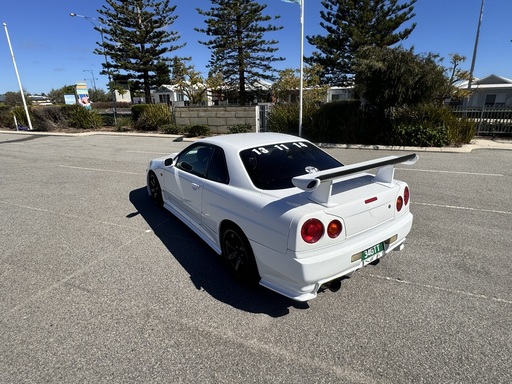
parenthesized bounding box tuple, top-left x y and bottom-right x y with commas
(0, 129, 510, 152)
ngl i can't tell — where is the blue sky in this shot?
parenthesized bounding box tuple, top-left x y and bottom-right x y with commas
(1, 0, 511, 95)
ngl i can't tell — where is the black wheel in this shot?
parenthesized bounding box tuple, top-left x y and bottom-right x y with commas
(148, 171, 164, 207)
(221, 225, 259, 283)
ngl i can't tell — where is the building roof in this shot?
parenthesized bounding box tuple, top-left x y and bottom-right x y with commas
(457, 74, 512, 89)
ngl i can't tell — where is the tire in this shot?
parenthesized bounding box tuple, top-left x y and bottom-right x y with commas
(221, 225, 260, 284)
(148, 171, 164, 208)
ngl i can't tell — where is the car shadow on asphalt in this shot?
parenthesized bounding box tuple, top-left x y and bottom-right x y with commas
(129, 187, 309, 317)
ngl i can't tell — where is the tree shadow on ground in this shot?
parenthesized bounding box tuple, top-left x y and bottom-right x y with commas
(129, 187, 310, 317)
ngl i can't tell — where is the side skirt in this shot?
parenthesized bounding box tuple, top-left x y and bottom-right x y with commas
(162, 201, 222, 255)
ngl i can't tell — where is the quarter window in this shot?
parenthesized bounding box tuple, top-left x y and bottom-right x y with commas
(206, 148, 229, 184)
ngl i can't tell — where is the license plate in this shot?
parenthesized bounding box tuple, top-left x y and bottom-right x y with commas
(361, 242, 384, 262)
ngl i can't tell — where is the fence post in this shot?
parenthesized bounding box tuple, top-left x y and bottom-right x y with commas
(478, 105, 485, 134)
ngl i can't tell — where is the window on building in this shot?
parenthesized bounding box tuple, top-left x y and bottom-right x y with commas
(159, 94, 170, 103)
(485, 94, 496, 106)
(495, 93, 506, 106)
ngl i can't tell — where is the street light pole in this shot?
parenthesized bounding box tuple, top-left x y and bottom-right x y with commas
(283, 0, 304, 137)
(467, 0, 485, 102)
(83, 69, 98, 92)
(298, 0, 304, 137)
(3, 23, 33, 130)
(70, 13, 117, 124)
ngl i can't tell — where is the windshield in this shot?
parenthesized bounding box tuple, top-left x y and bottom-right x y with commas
(240, 141, 343, 190)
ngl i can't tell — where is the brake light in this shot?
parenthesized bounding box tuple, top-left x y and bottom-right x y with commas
(327, 220, 342, 238)
(396, 196, 404, 212)
(404, 186, 410, 206)
(301, 219, 324, 243)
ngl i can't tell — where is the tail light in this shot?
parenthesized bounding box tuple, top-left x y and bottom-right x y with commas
(396, 196, 404, 212)
(397, 186, 410, 212)
(301, 219, 343, 243)
(327, 220, 342, 238)
(301, 219, 324, 243)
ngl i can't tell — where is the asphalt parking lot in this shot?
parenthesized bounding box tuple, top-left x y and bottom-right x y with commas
(1, 132, 511, 383)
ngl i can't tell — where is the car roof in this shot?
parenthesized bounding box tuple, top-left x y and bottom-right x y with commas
(200, 133, 306, 152)
(190, 133, 314, 192)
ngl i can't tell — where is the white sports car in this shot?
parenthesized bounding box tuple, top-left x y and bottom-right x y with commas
(147, 133, 418, 301)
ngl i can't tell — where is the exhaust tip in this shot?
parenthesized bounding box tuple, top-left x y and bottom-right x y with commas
(328, 279, 342, 292)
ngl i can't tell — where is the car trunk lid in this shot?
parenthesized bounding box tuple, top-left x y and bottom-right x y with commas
(292, 154, 418, 236)
(327, 175, 398, 237)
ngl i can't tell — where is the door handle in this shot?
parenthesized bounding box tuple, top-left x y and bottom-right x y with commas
(192, 183, 200, 190)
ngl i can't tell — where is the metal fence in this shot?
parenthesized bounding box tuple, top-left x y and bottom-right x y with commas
(258, 104, 512, 136)
(257, 103, 273, 132)
(451, 106, 512, 136)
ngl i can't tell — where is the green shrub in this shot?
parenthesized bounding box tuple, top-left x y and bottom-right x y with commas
(227, 123, 251, 134)
(9, 106, 37, 129)
(100, 113, 118, 126)
(390, 122, 450, 147)
(11, 106, 27, 126)
(67, 105, 103, 129)
(0, 105, 12, 128)
(388, 104, 475, 147)
(114, 116, 133, 132)
(160, 124, 184, 135)
(134, 104, 172, 131)
(447, 116, 476, 145)
(131, 104, 149, 122)
(187, 124, 210, 137)
(31, 106, 66, 131)
(33, 106, 64, 123)
(267, 100, 375, 144)
(267, 103, 301, 135)
(307, 100, 371, 143)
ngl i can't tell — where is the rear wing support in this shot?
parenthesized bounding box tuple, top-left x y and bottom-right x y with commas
(292, 153, 418, 207)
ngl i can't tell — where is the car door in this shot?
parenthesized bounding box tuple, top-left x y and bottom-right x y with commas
(163, 144, 212, 226)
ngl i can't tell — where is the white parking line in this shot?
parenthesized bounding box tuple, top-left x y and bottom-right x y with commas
(0, 200, 144, 231)
(369, 273, 512, 305)
(127, 150, 169, 155)
(59, 165, 141, 175)
(398, 168, 504, 177)
(413, 202, 512, 215)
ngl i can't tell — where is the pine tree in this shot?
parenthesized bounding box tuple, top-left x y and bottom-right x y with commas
(195, 0, 284, 105)
(96, 0, 184, 103)
(307, 0, 417, 86)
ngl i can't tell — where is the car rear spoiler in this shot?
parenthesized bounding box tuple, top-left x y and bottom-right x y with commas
(292, 153, 418, 206)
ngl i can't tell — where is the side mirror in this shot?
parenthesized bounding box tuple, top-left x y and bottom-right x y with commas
(164, 158, 174, 167)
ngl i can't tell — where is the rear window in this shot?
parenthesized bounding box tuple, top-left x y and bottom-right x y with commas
(240, 141, 343, 190)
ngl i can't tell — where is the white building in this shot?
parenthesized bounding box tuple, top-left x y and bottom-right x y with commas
(457, 74, 512, 107)
(151, 84, 188, 106)
(326, 86, 355, 102)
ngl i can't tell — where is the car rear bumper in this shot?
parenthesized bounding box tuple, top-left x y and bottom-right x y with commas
(254, 212, 413, 301)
